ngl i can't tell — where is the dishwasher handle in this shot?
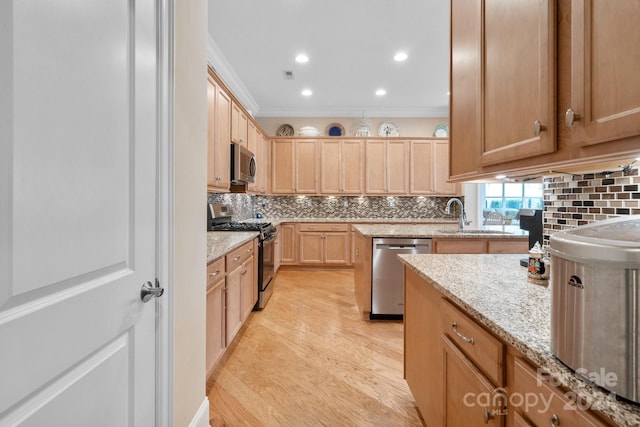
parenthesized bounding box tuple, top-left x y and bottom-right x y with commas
(376, 244, 432, 250)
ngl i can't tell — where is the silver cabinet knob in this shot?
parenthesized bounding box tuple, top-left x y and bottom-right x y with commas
(483, 407, 495, 424)
(565, 108, 581, 127)
(550, 414, 560, 426)
(534, 120, 547, 136)
(141, 280, 164, 303)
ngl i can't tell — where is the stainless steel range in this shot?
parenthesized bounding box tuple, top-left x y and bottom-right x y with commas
(208, 203, 277, 310)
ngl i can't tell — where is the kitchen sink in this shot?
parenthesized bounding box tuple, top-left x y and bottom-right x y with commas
(437, 229, 512, 234)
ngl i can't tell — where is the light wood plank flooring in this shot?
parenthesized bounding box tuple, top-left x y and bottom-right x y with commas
(207, 269, 423, 427)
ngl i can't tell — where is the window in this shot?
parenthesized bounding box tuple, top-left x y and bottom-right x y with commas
(482, 183, 543, 224)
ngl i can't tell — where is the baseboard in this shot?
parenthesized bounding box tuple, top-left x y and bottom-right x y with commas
(189, 396, 210, 427)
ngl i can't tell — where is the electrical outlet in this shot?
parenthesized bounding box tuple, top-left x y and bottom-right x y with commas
(343, 201, 349, 208)
(389, 200, 395, 207)
(306, 199, 312, 207)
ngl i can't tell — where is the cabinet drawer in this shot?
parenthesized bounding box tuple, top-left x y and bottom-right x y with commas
(298, 223, 349, 232)
(487, 240, 529, 254)
(435, 239, 486, 254)
(512, 358, 608, 427)
(226, 240, 254, 270)
(441, 299, 504, 385)
(207, 257, 226, 289)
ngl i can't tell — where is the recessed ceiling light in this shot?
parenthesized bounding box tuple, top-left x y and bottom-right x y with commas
(394, 52, 408, 62)
(295, 54, 309, 63)
(376, 89, 387, 96)
(301, 89, 312, 96)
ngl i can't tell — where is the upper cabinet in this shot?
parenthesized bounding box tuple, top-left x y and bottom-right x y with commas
(271, 139, 319, 194)
(566, 0, 640, 147)
(319, 139, 364, 194)
(207, 71, 231, 192)
(365, 140, 408, 194)
(409, 140, 459, 195)
(231, 101, 248, 147)
(450, 0, 640, 181)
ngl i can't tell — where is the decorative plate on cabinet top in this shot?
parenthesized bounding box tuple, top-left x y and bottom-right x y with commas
(325, 122, 345, 137)
(434, 124, 449, 137)
(276, 124, 294, 136)
(378, 121, 400, 137)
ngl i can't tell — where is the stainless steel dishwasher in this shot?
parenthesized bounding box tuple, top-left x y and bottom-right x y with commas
(371, 238, 432, 319)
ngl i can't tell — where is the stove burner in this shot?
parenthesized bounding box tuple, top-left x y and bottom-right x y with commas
(209, 221, 276, 241)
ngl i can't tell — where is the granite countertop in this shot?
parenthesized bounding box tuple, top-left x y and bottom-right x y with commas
(353, 223, 528, 239)
(398, 253, 640, 427)
(207, 231, 258, 263)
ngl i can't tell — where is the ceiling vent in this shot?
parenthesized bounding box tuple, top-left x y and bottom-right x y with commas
(282, 70, 294, 80)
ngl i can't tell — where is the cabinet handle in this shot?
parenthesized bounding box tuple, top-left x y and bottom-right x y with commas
(232, 256, 240, 261)
(451, 322, 475, 345)
(483, 407, 495, 424)
(565, 108, 581, 127)
(246, 249, 252, 253)
(550, 414, 560, 426)
(534, 120, 547, 136)
(208, 270, 220, 277)
(241, 268, 247, 275)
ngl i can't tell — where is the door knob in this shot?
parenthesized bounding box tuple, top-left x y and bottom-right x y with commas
(534, 120, 547, 136)
(565, 108, 581, 127)
(141, 280, 164, 303)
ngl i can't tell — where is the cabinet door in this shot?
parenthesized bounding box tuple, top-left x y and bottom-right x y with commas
(365, 140, 387, 194)
(568, 1, 640, 146)
(274, 234, 282, 273)
(206, 75, 218, 190)
(240, 256, 255, 321)
(231, 101, 248, 146)
(320, 139, 341, 193)
(295, 139, 318, 194)
(279, 223, 297, 264)
(214, 86, 231, 190)
(272, 139, 295, 193)
(405, 268, 443, 426)
(433, 140, 458, 195)
(206, 279, 225, 376)
(225, 267, 243, 345)
(341, 140, 363, 193)
(324, 232, 350, 264)
(442, 334, 505, 427)
(481, 0, 556, 166)
(409, 140, 434, 194)
(299, 232, 324, 264)
(386, 140, 408, 193)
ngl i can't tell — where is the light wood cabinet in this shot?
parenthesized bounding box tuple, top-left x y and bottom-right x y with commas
(231, 100, 248, 147)
(319, 139, 363, 194)
(239, 256, 255, 321)
(409, 139, 459, 195)
(206, 257, 226, 377)
(450, 1, 640, 181)
(365, 140, 408, 194)
(278, 223, 298, 265)
(271, 139, 318, 194)
(274, 231, 282, 273)
(206, 71, 231, 192)
(567, 1, 640, 148)
(434, 238, 528, 254)
(224, 263, 243, 345)
(298, 223, 350, 265)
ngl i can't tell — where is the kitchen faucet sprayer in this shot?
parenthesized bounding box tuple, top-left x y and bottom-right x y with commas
(445, 198, 470, 230)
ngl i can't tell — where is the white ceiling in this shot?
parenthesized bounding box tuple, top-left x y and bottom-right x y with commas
(207, 0, 450, 118)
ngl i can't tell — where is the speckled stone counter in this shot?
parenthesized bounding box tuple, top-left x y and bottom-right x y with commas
(398, 253, 640, 426)
(207, 231, 258, 263)
(353, 223, 528, 238)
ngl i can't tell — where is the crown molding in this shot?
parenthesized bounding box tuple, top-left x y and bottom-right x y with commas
(206, 35, 260, 116)
(255, 105, 449, 118)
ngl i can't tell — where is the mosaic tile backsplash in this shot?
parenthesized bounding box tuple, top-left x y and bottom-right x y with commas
(208, 193, 463, 221)
(543, 166, 640, 245)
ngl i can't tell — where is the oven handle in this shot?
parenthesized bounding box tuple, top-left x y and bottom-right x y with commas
(262, 232, 278, 244)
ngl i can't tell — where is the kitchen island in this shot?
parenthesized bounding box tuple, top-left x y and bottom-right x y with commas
(399, 253, 640, 426)
(352, 224, 529, 319)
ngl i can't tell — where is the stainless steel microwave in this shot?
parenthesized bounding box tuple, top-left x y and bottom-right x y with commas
(230, 142, 256, 184)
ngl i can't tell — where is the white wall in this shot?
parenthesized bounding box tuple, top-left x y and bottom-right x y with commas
(174, 0, 208, 425)
(256, 116, 449, 138)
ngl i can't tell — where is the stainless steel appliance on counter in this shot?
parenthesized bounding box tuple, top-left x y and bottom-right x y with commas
(549, 216, 640, 403)
(208, 203, 277, 310)
(371, 238, 432, 319)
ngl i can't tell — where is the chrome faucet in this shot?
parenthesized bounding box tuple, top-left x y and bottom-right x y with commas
(445, 198, 470, 230)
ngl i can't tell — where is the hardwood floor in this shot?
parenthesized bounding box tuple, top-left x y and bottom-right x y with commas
(207, 269, 424, 427)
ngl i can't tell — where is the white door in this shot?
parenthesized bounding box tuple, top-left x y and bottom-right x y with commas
(0, 1, 161, 425)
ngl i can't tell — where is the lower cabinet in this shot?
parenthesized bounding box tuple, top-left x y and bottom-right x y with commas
(404, 265, 611, 427)
(278, 223, 298, 265)
(206, 238, 257, 377)
(434, 238, 529, 254)
(298, 223, 350, 265)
